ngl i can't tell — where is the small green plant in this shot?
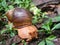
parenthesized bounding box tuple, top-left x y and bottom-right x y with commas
(38, 18, 60, 45)
(14, 0, 31, 9)
(22, 40, 27, 45)
(0, 0, 14, 12)
(41, 19, 52, 34)
(0, 23, 17, 37)
(38, 35, 56, 45)
(39, 18, 60, 34)
(52, 15, 60, 22)
(30, 4, 47, 24)
(38, 39, 55, 45)
(12, 43, 16, 45)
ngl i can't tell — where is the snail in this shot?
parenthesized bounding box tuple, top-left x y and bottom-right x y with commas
(6, 8, 38, 41)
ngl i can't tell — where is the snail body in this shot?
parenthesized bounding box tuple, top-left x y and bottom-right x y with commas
(18, 25, 38, 41)
(6, 8, 32, 27)
(6, 8, 38, 41)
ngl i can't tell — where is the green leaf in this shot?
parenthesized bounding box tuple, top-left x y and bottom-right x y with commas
(52, 16, 60, 22)
(15, 0, 20, 4)
(46, 40, 55, 45)
(0, 42, 2, 44)
(38, 40, 45, 45)
(0, 29, 7, 34)
(52, 23, 60, 30)
(22, 40, 27, 45)
(42, 24, 50, 30)
(32, 16, 38, 24)
(46, 35, 56, 41)
(46, 19, 52, 26)
(1, 0, 7, 8)
(5, 23, 13, 30)
(41, 19, 52, 30)
(12, 43, 16, 45)
(8, 5, 14, 10)
(10, 32, 15, 37)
